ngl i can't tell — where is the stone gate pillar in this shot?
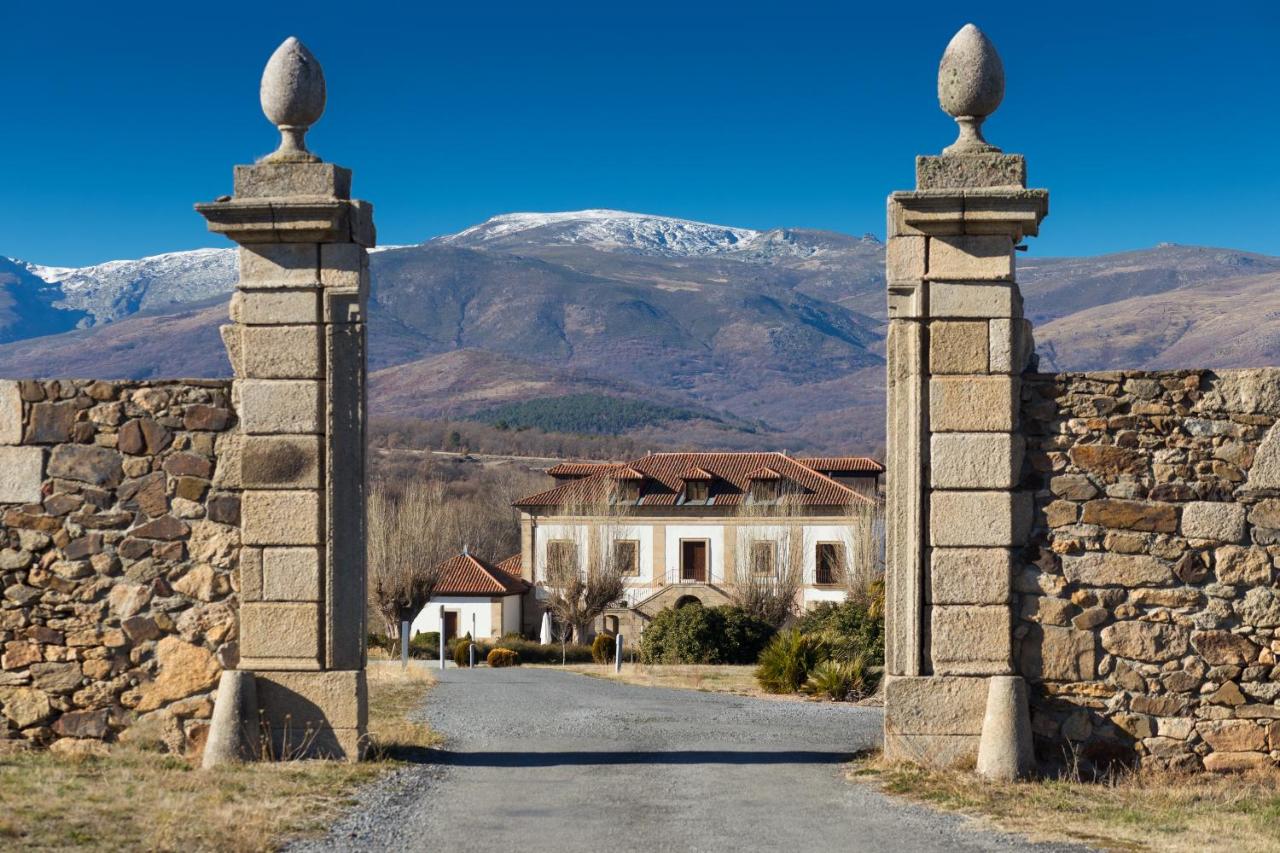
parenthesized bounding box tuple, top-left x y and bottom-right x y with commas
(196, 38, 371, 758)
(883, 25, 1047, 776)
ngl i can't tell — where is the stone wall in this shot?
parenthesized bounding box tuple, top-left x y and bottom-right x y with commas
(1020, 369, 1280, 772)
(0, 379, 239, 755)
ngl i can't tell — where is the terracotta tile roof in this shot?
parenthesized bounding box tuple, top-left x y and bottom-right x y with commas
(432, 553, 530, 596)
(745, 466, 781, 480)
(796, 456, 885, 473)
(609, 466, 647, 481)
(515, 452, 875, 509)
(547, 462, 617, 478)
(679, 466, 715, 481)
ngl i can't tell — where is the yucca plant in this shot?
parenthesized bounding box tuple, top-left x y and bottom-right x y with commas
(803, 652, 870, 701)
(754, 630, 830, 694)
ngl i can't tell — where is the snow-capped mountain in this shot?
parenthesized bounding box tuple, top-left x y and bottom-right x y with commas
(439, 209, 874, 260)
(17, 248, 237, 326)
(0, 211, 880, 345)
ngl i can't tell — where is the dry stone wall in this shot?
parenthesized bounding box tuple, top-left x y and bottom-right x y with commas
(1021, 369, 1280, 772)
(0, 379, 240, 756)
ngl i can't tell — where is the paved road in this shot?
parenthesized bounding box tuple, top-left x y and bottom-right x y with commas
(296, 665, 1085, 852)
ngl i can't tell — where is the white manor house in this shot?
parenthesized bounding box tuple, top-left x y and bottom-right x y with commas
(514, 452, 882, 638)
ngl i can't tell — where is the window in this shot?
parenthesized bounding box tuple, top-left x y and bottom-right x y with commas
(615, 481, 640, 503)
(749, 541, 776, 577)
(816, 542, 845, 585)
(546, 540, 578, 581)
(750, 480, 778, 502)
(614, 540, 640, 576)
(685, 481, 709, 502)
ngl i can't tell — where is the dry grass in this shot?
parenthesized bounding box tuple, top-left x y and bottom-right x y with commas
(854, 756, 1280, 852)
(0, 662, 439, 852)
(552, 662, 807, 700)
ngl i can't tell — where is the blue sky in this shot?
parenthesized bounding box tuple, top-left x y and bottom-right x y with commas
(3, 1, 1277, 266)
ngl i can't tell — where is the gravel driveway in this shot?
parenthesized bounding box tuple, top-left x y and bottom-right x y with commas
(295, 664, 1087, 852)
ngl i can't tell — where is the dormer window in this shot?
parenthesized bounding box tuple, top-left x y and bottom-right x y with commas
(609, 466, 646, 504)
(679, 466, 714, 503)
(746, 467, 782, 502)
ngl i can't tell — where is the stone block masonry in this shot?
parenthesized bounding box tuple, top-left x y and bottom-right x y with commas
(884, 24, 1280, 778)
(1020, 369, 1280, 773)
(0, 379, 239, 755)
(884, 24, 1047, 777)
(195, 36, 372, 759)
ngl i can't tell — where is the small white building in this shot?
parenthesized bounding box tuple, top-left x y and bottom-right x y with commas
(411, 553, 527, 642)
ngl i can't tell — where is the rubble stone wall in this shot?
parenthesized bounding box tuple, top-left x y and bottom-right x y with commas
(0, 379, 240, 756)
(1021, 368, 1280, 772)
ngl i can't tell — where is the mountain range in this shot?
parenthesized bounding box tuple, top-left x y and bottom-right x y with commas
(4, 210, 1278, 455)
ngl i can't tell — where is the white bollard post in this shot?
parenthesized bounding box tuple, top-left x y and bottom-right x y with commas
(439, 606, 446, 671)
(400, 620, 410, 670)
(615, 633, 623, 674)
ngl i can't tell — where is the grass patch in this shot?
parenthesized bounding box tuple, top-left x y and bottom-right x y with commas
(856, 756, 1280, 852)
(0, 662, 439, 852)
(553, 662, 808, 700)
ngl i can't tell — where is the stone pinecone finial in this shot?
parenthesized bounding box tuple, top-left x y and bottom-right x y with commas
(937, 24, 1005, 155)
(259, 37, 326, 164)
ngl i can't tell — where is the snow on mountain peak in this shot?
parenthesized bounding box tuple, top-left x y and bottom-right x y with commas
(440, 209, 768, 257)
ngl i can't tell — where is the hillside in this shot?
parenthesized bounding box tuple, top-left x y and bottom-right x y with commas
(3, 212, 1279, 454)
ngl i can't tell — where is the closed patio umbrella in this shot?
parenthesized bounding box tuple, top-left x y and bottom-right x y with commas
(539, 611, 552, 645)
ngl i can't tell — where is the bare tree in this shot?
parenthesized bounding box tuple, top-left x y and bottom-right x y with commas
(541, 489, 631, 643)
(844, 495, 884, 597)
(732, 513, 807, 628)
(367, 470, 523, 639)
(732, 483, 876, 628)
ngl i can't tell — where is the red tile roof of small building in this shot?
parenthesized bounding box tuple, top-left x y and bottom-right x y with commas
(515, 452, 876, 509)
(432, 553, 530, 596)
(795, 456, 886, 473)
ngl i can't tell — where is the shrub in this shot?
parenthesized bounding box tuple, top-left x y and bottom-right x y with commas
(794, 583, 885, 666)
(367, 632, 395, 655)
(481, 637, 595, 664)
(755, 630, 831, 694)
(452, 634, 473, 667)
(487, 648, 520, 667)
(802, 655, 870, 701)
(639, 604, 774, 665)
(591, 632, 617, 664)
(410, 631, 440, 658)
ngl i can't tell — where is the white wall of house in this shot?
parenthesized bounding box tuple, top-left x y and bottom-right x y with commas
(664, 523, 726, 584)
(531, 516, 870, 606)
(535, 521, 656, 586)
(411, 596, 496, 639)
(502, 596, 522, 636)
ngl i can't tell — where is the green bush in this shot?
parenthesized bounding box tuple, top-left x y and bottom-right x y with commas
(487, 648, 520, 667)
(367, 633, 395, 655)
(639, 604, 774, 665)
(479, 637, 595, 664)
(452, 634, 474, 667)
(755, 630, 831, 694)
(794, 584, 885, 666)
(802, 654, 871, 701)
(410, 631, 440, 658)
(591, 632, 617, 664)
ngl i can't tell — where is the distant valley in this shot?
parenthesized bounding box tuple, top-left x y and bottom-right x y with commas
(4, 211, 1279, 456)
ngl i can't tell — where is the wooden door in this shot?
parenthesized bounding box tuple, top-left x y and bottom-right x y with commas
(443, 611, 459, 643)
(681, 541, 707, 582)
